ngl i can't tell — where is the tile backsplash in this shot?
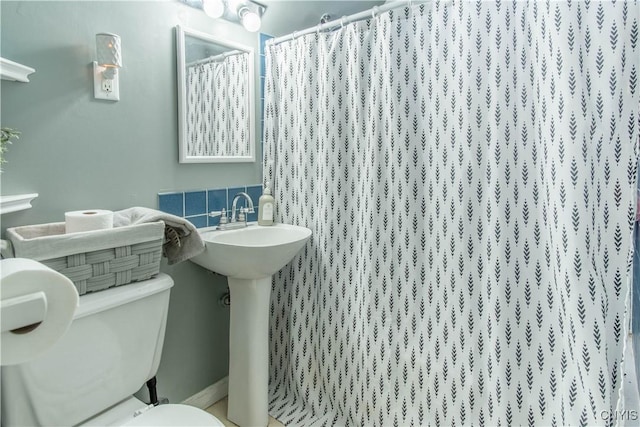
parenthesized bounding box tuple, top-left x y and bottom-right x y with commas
(159, 184, 263, 228)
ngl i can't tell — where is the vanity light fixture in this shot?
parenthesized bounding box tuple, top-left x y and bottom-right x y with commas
(93, 33, 122, 101)
(198, 0, 266, 32)
(238, 6, 261, 32)
(202, 0, 225, 18)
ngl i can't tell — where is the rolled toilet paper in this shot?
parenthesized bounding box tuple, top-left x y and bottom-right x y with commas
(65, 209, 113, 233)
(1, 258, 79, 366)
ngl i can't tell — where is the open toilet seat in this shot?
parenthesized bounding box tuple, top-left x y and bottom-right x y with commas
(123, 404, 224, 427)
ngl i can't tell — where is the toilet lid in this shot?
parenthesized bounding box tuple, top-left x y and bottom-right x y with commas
(123, 404, 224, 427)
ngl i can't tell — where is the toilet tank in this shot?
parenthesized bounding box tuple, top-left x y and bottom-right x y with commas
(1, 273, 174, 427)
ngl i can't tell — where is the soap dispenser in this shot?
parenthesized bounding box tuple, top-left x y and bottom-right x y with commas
(258, 186, 275, 226)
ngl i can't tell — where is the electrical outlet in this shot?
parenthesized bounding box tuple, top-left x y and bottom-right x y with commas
(102, 79, 113, 92)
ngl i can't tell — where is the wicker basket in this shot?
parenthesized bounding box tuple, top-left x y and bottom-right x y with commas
(6, 221, 164, 295)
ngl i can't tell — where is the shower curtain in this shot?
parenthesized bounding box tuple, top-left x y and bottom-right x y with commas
(186, 53, 250, 157)
(264, 1, 639, 426)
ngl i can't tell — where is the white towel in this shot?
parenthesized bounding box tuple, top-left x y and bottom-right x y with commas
(113, 207, 204, 265)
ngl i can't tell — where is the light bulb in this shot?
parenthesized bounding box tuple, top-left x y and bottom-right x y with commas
(239, 7, 261, 32)
(203, 0, 225, 18)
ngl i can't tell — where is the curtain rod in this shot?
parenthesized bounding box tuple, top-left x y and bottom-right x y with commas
(187, 49, 245, 67)
(267, 0, 427, 46)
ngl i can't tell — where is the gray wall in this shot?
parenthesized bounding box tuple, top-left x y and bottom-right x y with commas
(1, 1, 261, 403)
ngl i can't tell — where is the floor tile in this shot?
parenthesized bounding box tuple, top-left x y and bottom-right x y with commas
(205, 397, 285, 427)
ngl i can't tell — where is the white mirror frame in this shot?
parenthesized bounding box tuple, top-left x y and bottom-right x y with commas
(176, 25, 256, 163)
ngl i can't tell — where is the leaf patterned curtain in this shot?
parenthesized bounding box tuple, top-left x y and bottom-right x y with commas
(186, 52, 250, 157)
(264, 1, 639, 426)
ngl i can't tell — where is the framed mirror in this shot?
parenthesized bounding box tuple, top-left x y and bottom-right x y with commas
(176, 25, 255, 163)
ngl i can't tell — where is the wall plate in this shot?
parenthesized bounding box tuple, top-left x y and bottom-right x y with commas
(93, 61, 120, 101)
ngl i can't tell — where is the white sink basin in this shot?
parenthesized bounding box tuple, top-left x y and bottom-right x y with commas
(191, 223, 311, 279)
(191, 222, 311, 426)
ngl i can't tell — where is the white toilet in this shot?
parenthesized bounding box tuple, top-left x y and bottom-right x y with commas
(1, 273, 224, 426)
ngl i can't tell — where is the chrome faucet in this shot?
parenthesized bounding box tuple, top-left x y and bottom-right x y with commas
(230, 192, 255, 223)
(208, 192, 255, 230)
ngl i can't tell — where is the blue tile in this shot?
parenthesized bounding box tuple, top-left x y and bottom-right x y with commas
(246, 184, 262, 201)
(259, 33, 273, 52)
(186, 215, 208, 229)
(185, 190, 206, 216)
(260, 54, 265, 78)
(207, 189, 227, 226)
(246, 185, 263, 222)
(207, 189, 227, 212)
(158, 192, 183, 217)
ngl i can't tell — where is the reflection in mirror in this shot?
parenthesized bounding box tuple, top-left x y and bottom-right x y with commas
(176, 25, 255, 163)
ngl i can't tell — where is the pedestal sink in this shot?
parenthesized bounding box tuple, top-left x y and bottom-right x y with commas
(190, 223, 311, 427)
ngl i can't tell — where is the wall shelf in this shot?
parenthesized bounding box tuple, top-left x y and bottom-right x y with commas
(0, 57, 35, 82)
(0, 193, 38, 214)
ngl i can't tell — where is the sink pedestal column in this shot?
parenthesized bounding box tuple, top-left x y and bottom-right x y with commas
(226, 276, 272, 427)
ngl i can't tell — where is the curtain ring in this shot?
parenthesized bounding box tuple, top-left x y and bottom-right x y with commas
(340, 16, 346, 28)
(316, 23, 322, 34)
(371, 6, 379, 18)
(293, 31, 298, 40)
